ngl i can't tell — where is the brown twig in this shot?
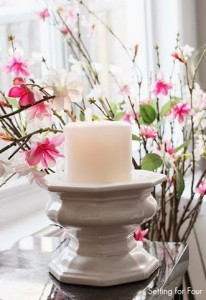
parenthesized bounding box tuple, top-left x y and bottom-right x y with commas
(0, 96, 55, 120)
(0, 128, 62, 155)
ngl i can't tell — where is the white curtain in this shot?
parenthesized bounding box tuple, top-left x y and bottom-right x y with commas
(143, 0, 197, 76)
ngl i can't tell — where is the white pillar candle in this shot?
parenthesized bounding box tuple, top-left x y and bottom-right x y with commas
(64, 121, 132, 185)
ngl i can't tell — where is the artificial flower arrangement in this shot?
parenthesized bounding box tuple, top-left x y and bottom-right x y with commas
(0, 0, 206, 243)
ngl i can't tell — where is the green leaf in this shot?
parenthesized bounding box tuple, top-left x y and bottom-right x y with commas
(171, 96, 182, 101)
(132, 134, 141, 141)
(115, 111, 124, 121)
(141, 153, 163, 171)
(175, 142, 188, 153)
(80, 111, 85, 121)
(110, 103, 118, 115)
(6, 97, 19, 109)
(92, 115, 99, 121)
(160, 99, 180, 117)
(140, 104, 157, 124)
(176, 169, 185, 197)
(201, 147, 206, 158)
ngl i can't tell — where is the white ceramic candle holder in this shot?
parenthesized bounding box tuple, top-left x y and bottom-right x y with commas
(46, 170, 166, 287)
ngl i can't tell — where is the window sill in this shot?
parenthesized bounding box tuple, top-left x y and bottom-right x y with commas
(0, 179, 51, 249)
(0, 210, 50, 250)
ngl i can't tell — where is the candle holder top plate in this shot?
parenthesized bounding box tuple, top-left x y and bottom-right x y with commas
(46, 170, 166, 192)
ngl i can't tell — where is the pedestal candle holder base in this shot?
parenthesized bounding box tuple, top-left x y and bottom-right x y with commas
(46, 170, 166, 287)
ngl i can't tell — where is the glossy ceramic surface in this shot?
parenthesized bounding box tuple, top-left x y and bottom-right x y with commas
(46, 171, 166, 286)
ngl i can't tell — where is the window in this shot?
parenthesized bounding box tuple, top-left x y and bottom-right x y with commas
(0, 0, 42, 91)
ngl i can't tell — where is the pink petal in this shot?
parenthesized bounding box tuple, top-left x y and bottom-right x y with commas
(20, 67, 30, 77)
(27, 107, 37, 120)
(13, 77, 25, 85)
(19, 91, 35, 106)
(8, 86, 23, 98)
(41, 155, 49, 168)
(43, 152, 56, 167)
(19, 94, 33, 106)
(25, 148, 41, 166)
(51, 134, 64, 146)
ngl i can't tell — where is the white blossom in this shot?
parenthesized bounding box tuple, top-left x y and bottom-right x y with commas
(15, 163, 47, 189)
(179, 45, 194, 61)
(43, 69, 83, 111)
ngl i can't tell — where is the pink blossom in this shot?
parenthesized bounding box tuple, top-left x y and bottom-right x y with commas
(60, 25, 70, 35)
(123, 111, 139, 123)
(167, 177, 174, 186)
(172, 45, 194, 63)
(171, 52, 185, 63)
(153, 142, 176, 167)
(13, 77, 25, 85)
(58, 5, 78, 31)
(196, 181, 206, 195)
(26, 102, 51, 120)
(26, 89, 51, 120)
(5, 56, 30, 77)
(38, 8, 50, 21)
(8, 85, 35, 106)
(134, 227, 148, 241)
(153, 78, 172, 96)
(173, 102, 191, 123)
(117, 84, 130, 96)
(123, 113, 132, 123)
(68, 10, 78, 26)
(165, 141, 175, 156)
(25, 135, 64, 168)
(140, 125, 157, 139)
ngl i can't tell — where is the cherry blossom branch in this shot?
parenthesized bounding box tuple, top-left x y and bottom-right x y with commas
(57, 12, 100, 85)
(88, 98, 113, 120)
(8, 136, 31, 160)
(0, 94, 22, 138)
(160, 180, 168, 240)
(68, 41, 94, 88)
(49, 12, 94, 86)
(154, 45, 161, 70)
(174, 163, 204, 240)
(128, 96, 148, 153)
(182, 200, 202, 242)
(191, 47, 206, 88)
(0, 172, 17, 188)
(0, 128, 62, 155)
(0, 96, 55, 120)
(79, 0, 142, 82)
(64, 109, 76, 122)
(173, 64, 197, 238)
(73, 102, 85, 115)
(52, 109, 66, 126)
